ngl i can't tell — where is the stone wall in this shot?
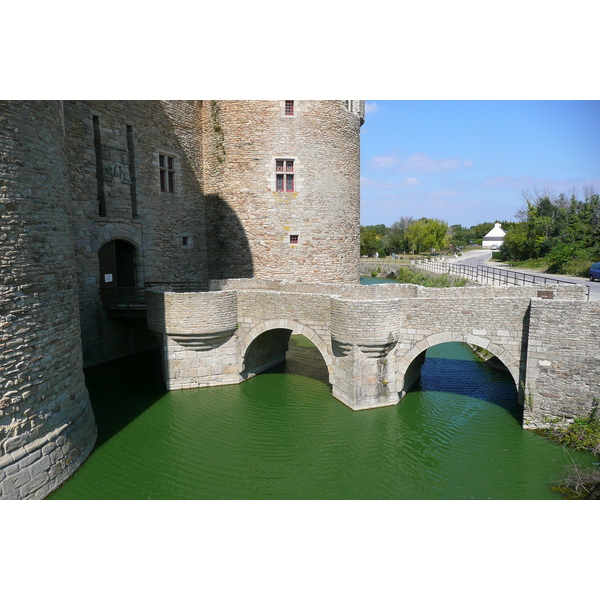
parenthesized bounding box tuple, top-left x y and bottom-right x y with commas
(64, 101, 207, 366)
(525, 300, 600, 427)
(202, 101, 362, 284)
(0, 101, 96, 499)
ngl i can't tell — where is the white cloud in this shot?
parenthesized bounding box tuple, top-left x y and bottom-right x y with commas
(400, 177, 420, 187)
(360, 176, 394, 190)
(367, 151, 472, 173)
(484, 176, 600, 194)
(428, 189, 461, 198)
(368, 154, 400, 169)
(365, 102, 379, 114)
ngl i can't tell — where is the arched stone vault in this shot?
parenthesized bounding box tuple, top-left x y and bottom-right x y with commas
(395, 331, 520, 392)
(239, 318, 333, 378)
(90, 223, 144, 252)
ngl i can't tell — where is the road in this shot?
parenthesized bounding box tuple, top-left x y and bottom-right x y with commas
(454, 249, 600, 301)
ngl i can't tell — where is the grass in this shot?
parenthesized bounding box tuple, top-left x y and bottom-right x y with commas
(545, 401, 600, 499)
(387, 266, 468, 288)
(503, 256, 595, 278)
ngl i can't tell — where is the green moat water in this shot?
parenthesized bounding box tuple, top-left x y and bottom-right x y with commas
(48, 279, 595, 500)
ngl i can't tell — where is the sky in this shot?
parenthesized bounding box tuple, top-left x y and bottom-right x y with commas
(360, 100, 600, 228)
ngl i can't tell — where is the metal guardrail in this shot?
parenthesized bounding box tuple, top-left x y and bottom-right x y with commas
(411, 260, 590, 300)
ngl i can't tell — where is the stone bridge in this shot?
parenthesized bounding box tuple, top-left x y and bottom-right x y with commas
(146, 278, 600, 428)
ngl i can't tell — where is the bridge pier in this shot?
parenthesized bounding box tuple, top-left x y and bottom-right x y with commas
(331, 344, 401, 410)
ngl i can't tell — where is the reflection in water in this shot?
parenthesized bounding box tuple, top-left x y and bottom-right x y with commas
(48, 340, 594, 500)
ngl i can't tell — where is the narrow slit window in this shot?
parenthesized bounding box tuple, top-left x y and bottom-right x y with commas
(93, 115, 106, 217)
(127, 125, 138, 217)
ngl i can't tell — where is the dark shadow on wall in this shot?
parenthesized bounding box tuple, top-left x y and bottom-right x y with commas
(518, 304, 531, 408)
(205, 193, 254, 280)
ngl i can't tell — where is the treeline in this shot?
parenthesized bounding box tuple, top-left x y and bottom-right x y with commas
(500, 189, 600, 275)
(360, 217, 513, 257)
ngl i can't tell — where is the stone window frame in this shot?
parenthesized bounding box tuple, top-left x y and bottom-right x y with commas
(279, 100, 299, 117)
(179, 233, 193, 249)
(275, 158, 295, 192)
(154, 151, 182, 198)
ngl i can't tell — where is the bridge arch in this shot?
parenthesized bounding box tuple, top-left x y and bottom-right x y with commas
(239, 319, 333, 382)
(396, 332, 520, 397)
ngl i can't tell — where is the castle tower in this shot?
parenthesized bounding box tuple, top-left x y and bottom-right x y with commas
(202, 100, 364, 284)
(0, 101, 97, 499)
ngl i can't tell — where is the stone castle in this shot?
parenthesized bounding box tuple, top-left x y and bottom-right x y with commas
(2, 100, 599, 500)
(0, 100, 364, 499)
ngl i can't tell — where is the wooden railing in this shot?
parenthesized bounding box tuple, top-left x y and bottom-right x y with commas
(100, 282, 209, 317)
(100, 287, 147, 317)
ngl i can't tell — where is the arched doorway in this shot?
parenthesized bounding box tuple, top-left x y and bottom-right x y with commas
(98, 239, 143, 316)
(99, 239, 137, 289)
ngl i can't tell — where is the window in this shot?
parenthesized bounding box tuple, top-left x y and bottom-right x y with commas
(289, 234, 299, 244)
(285, 100, 294, 115)
(276, 159, 294, 192)
(127, 125, 138, 218)
(93, 115, 106, 216)
(159, 154, 175, 193)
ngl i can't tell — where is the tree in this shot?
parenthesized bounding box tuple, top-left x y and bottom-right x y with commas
(449, 224, 468, 247)
(501, 188, 600, 273)
(405, 218, 449, 254)
(382, 216, 414, 254)
(360, 225, 387, 256)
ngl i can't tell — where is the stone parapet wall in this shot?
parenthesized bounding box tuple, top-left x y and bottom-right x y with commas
(209, 277, 584, 301)
(147, 290, 237, 335)
(417, 284, 585, 301)
(236, 291, 331, 339)
(330, 297, 401, 353)
(0, 101, 96, 499)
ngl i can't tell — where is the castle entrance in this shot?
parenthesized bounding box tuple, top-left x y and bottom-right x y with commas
(98, 239, 145, 317)
(98, 239, 137, 288)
